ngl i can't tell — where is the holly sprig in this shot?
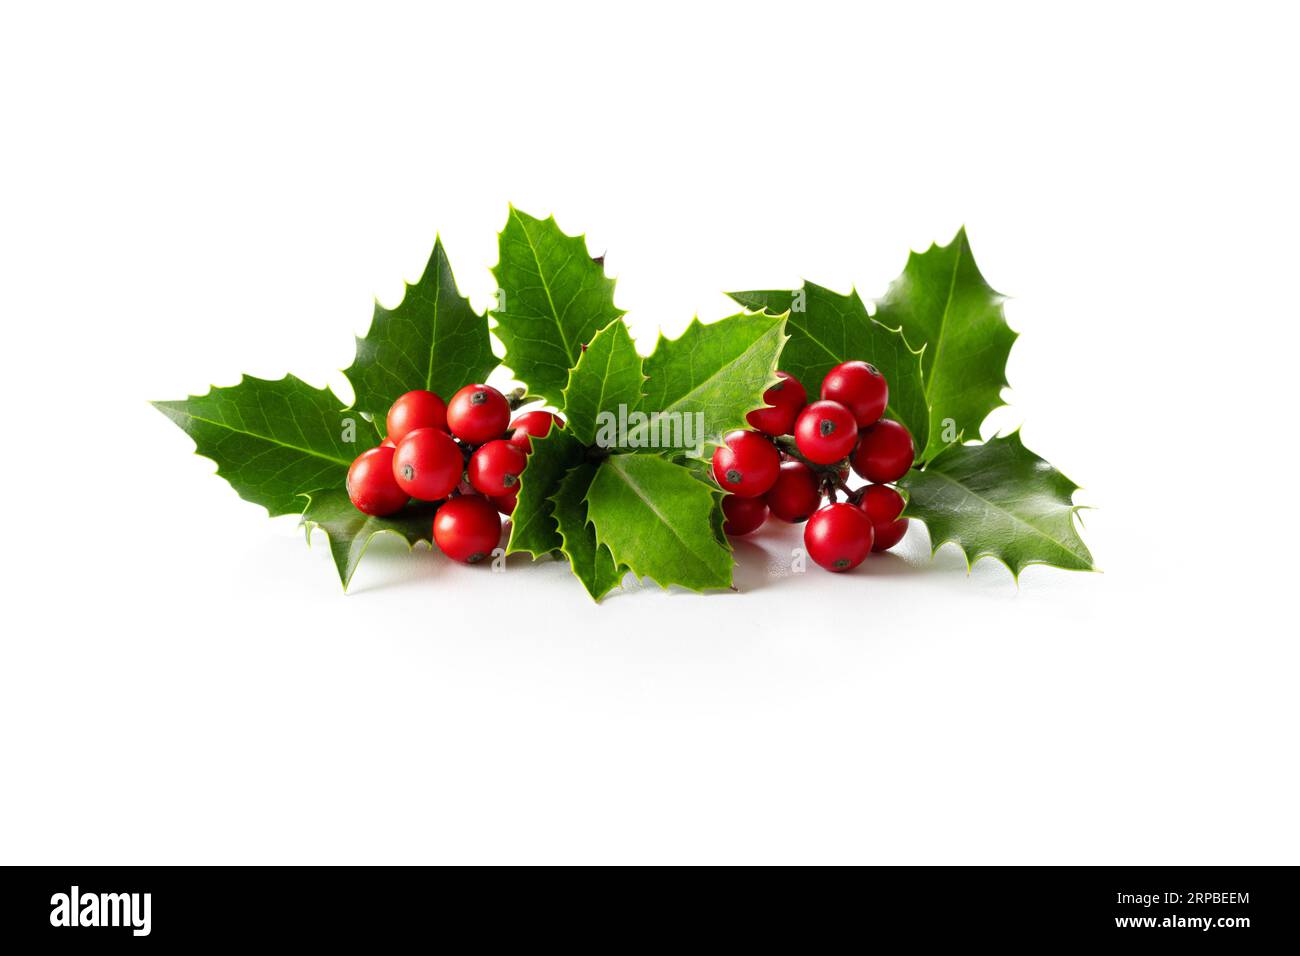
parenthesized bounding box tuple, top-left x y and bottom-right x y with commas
(154, 211, 1094, 595)
(732, 228, 1092, 579)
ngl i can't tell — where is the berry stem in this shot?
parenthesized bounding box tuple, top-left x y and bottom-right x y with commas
(504, 387, 528, 411)
(775, 435, 849, 480)
(831, 473, 857, 498)
(773, 435, 813, 465)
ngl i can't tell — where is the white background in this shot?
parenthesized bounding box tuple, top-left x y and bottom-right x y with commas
(2, 2, 1297, 864)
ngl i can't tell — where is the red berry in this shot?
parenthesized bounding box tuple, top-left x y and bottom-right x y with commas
(821, 361, 888, 427)
(380, 437, 396, 448)
(386, 389, 447, 444)
(392, 427, 462, 501)
(346, 446, 408, 516)
(763, 461, 823, 523)
(746, 371, 807, 436)
(490, 491, 518, 516)
(508, 410, 564, 452)
(468, 439, 528, 496)
(852, 419, 915, 483)
(446, 384, 510, 444)
(433, 495, 502, 564)
(859, 484, 909, 552)
(721, 494, 768, 535)
(793, 400, 858, 464)
(711, 430, 780, 497)
(804, 503, 874, 572)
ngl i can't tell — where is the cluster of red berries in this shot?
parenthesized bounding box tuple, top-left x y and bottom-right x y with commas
(711, 361, 916, 573)
(345, 385, 562, 564)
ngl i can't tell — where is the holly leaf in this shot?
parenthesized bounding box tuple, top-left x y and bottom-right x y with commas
(585, 453, 732, 592)
(153, 374, 359, 516)
(300, 489, 438, 590)
(874, 228, 1016, 459)
(728, 283, 929, 454)
(673, 456, 729, 547)
(561, 319, 645, 446)
(898, 431, 1094, 578)
(343, 238, 496, 426)
(506, 427, 585, 557)
(550, 462, 625, 601)
(491, 207, 625, 407)
(631, 311, 788, 456)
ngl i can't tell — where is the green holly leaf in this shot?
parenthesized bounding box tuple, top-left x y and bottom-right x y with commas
(506, 427, 585, 557)
(561, 319, 645, 446)
(631, 311, 788, 456)
(153, 374, 360, 516)
(491, 207, 625, 407)
(343, 238, 496, 426)
(300, 488, 438, 590)
(585, 453, 733, 592)
(671, 456, 730, 546)
(550, 462, 625, 601)
(898, 431, 1094, 578)
(727, 283, 929, 454)
(874, 228, 1016, 459)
